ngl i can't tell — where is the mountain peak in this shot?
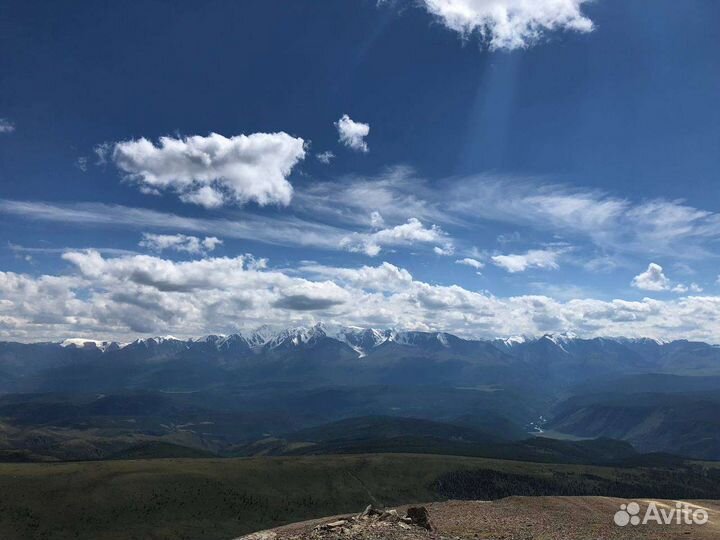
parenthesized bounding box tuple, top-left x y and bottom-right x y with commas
(59, 338, 118, 352)
(48, 326, 698, 357)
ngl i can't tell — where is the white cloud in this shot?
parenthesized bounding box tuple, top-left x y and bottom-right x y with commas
(456, 257, 484, 270)
(301, 262, 414, 292)
(420, 0, 594, 50)
(492, 248, 562, 273)
(0, 199, 353, 252)
(370, 211, 385, 228)
(630, 264, 701, 295)
(6, 167, 720, 275)
(671, 284, 687, 293)
(0, 119, 15, 134)
(434, 244, 455, 256)
(5, 253, 720, 343)
(55, 251, 349, 333)
(446, 177, 720, 259)
(632, 263, 670, 291)
(295, 167, 445, 228)
(299, 171, 720, 262)
(0, 198, 454, 259)
(179, 186, 224, 208)
(139, 233, 222, 255)
(94, 142, 112, 165)
(342, 217, 448, 256)
(335, 114, 369, 153)
(671, 282, 702, 294)
(111, 132, 306, 207)
(8, 243, 137, 257)
(368, 218, 444, 244)
(316, 151, 335, 164)
(282, 170, 720, 265)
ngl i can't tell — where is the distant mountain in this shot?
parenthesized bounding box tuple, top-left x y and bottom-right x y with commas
(1, 324, 719, 396)
(2, 325, 720, 461)
(4, 324, 720, 380)
(549, 385, 720, 459)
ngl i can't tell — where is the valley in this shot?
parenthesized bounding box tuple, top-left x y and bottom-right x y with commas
(2, 325, 720, 461)
(1, 325, 720, 538)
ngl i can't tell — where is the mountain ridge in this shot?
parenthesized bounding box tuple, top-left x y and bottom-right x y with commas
(13, 323, 719, 357)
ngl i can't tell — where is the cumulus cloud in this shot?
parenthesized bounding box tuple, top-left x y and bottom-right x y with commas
(631, 263, 701, 295)
(492, 248, 562, 273)
(672, 283, 703, 294)
(272, 282, 350, 311)
(111, 132, 306, 207)
(335, 114, 369, 152)
(342, 217, 448, 256)
(139, 233, 222, 255)
(300, 262, 414, 292)
(0, 119, 15, 134)
(5, 253, 720, 342)
(62, 251, 266, 290)
(420, 0, 594, 50)
(369, 218, 444, 245)
(54, 251, 348, 331)
(179, 185, 225, 208)
(631, 263, 670, 291)
(456, 257, 484, 270)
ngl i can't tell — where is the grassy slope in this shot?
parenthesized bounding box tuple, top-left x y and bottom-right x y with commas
(0, 454, 717, 540)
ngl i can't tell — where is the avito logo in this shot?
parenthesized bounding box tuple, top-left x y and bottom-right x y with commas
(614, 501, 709, 527)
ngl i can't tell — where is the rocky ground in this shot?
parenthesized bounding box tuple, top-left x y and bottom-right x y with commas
(236, 496, 720, 540)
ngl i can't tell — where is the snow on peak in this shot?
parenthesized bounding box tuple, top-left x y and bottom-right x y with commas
(243, 325, 276, 348)
(53, 326, 682, 356)
(265, 325, 316, 348)
(259, 323, 391, 356)
(194, 334, 226, 343)
(539, 332, 579, 352)
(128, 336, 182, 348)
(616, 336, 670, 346)
(544, 332, 578, 344)
(60, 338, 116, 352)
(502, 335, 527, 346)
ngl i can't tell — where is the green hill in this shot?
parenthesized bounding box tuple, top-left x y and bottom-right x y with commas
(0, 454, 719, 539)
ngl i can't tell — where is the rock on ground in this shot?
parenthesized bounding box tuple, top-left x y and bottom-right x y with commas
(236, 496, 720, 540)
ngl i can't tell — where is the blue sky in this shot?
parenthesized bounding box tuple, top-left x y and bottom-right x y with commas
(1, 0, 720, 341)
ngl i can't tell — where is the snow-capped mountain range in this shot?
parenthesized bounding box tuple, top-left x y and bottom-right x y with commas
(59, 323, 426, 357)
(52, 323, 701, 358)
(3, 324, 720, 412)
